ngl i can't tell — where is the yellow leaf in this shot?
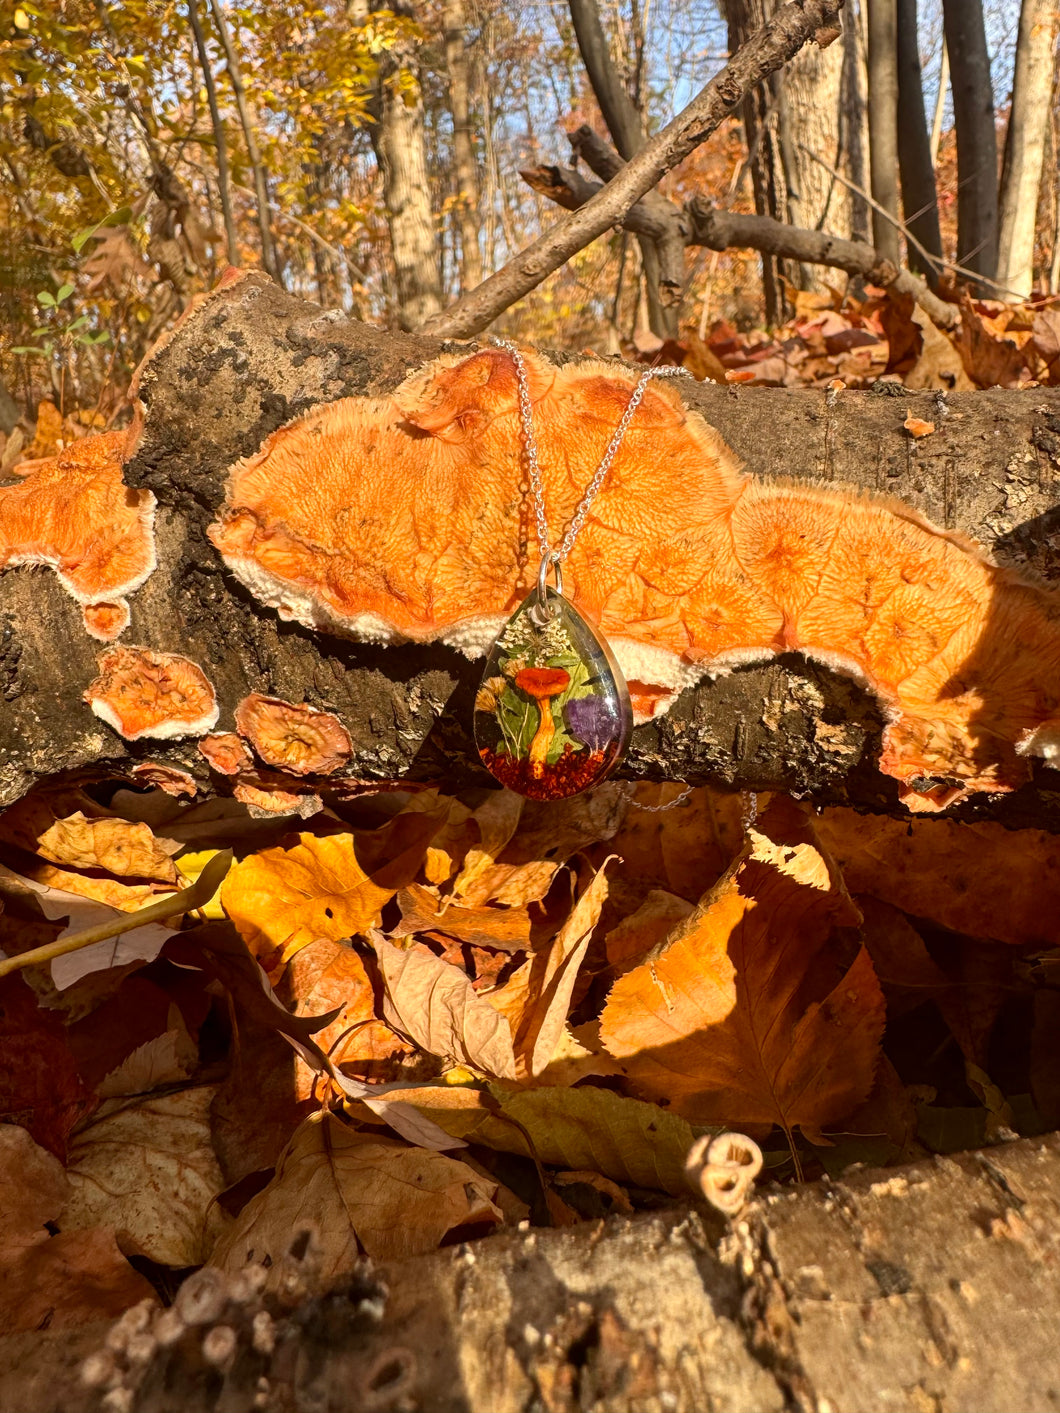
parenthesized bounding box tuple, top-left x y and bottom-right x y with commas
(222, 811, 439, 966)
(600, 798, 884, 1137)
(13, 9, 29, 31)
(210, 1113, 501, 1271)
(175, 849, 226, 918)
(393, 1083, 700, 1197)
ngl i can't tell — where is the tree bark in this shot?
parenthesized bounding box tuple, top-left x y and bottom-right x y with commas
(352, 1, 443, 330)
(528, 123, 957, 328)
(187, 0, 238, 269)
(442, 0, 483, 292)
(207, 0, 279, 283)
(4, 273, 1060, 833)
(567, 0, 678, 338)
(997, 0, 1059, 298)
(7, 1131, 1060, 1412)
(866, 0, 901, 267)
(841, 4, 871, 244)
(896, 0, 943, 283)
(942, 0, 999, 287)
(418, 0, 846, 340)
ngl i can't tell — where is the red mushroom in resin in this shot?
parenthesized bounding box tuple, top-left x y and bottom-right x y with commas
(513, 666, 570, 778)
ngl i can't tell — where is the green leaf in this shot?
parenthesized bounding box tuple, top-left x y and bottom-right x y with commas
(11, 346, 47, 356)
(55, 282, 75, 304)
(71, 205, 133, 255)
(36, 291, 55, 308)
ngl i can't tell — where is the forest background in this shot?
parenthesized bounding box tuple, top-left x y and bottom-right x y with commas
(1, 0, 1058, 455)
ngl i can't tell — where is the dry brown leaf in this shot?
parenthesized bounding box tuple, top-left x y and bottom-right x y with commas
(604, 889, 695, 971)
(210, 1112, 501, 1273)
(600, 799, 884, 1135)
(222, 811, 439, 967)
(0, 973, 96, 1160)
(278, 937, 409, 1097)
(369, 931, 518, 1080)
(816, 808, 1060, 947)
(903, 304, 975, 391)
(450, 789, 525, 901)
(957, 291, 1033, 388)
(62, 1086, 229, 1266)
(96, 1021, 198, 1098)
(515, 858, 615, 1077)
(394, 882, 534, 952)
(0, 1124, 155, 1332)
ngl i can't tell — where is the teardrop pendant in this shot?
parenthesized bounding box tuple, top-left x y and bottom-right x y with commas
(474, 587, 633, 801)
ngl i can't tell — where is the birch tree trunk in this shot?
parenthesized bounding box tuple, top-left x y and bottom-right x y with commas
(942, 0, 999, 287)
(442, 0, 483, 292)
(997, 0, 1059, 298)
(866, 0, 900, 267)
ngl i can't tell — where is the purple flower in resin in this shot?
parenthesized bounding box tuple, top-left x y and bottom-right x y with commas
(565, 694, 617, 752)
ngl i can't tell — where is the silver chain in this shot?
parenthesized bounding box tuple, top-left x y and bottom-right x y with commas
(493, 338, 691, 568)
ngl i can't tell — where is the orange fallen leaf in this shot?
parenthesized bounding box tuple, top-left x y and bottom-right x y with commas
(600, 798, 884, 1138)
(210, 1112, 501, 1272)
(394, 881, 534, 952)
(816, 807, 1060, 947)
(903, 414, 935, 438)
(222, 810, 440, 967)
(604, 889, 694, 971)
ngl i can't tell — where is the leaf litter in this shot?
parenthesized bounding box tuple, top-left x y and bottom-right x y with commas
(0, 774, 1057, 1326)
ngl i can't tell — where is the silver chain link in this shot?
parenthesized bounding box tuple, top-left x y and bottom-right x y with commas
(492, 337, 691, 567)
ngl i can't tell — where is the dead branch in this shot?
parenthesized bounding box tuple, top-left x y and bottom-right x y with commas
(417, 0, 846, 340)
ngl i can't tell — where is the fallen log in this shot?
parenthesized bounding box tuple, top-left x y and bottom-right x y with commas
(5, 1130, 1059, 1412)
(2, 272, 1060, 825)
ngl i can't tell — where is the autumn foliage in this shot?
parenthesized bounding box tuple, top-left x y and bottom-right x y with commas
(2, 762, 1059, 1339)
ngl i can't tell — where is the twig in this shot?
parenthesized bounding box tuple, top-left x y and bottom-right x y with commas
(0, 850, 233, 981)
(798, 143, 1030, 302)
(418, 0, 845, 340)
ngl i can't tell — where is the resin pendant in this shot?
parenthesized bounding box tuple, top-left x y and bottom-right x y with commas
(474, 587, 632, 801)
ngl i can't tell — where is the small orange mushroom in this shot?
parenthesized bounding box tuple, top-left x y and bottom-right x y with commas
(234, 693, 352, 775)
(198, 731, 254, 776)
(0, 431, 155, 636)
(514, 666, 570, 778)
(130, 761, 197, 797)
(84, 646, 219, 741)
(233, 779, 323, 819)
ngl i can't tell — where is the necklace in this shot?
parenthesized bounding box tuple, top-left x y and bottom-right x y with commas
(474, 341, 690, 801)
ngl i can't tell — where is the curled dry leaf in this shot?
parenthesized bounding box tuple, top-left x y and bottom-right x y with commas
(369, 931, 518, 1080)
(394, 882, 534, 952)
(393, 1082, 700, 1197)
(816, 807, 1060, 947)
(600, 798, 885, 1136)
(61, 1086, 229, 1267)
(7, 808, 179, 882)
(210, 1112, 501, 1273)
(84, 646, 219, 740)
(0, 1126, 156, 1332)
(234, 693, 352, 775)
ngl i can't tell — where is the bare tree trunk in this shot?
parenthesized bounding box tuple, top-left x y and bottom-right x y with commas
(187, 0, 238, 268)
(930, 36, 949, 167)
(841, 5, 871, 244)
(207, 0, 279, 283)
(998, 0, 1058, 298)
(866, 0, 900, 267)
(567, 0, 678, 338)
(351, 1, 443, 330)
(442, 0, 483, 291)
(942, 0, 999, 287)
(896, 0, 943, 282)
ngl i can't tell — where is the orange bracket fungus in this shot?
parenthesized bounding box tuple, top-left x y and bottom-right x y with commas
(198, 732, 254, 776)
(206, 347, 1060, 810)
(84, 646, 219, 741)
(233, 694, 352, 776)
(0, 431, 155, 641)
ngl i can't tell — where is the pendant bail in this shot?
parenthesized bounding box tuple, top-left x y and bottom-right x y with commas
(531, 552, 563, 625)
